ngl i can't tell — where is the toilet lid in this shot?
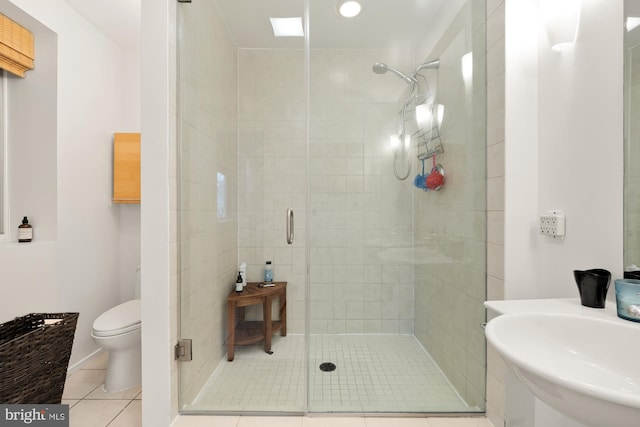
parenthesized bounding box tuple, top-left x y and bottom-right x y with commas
(93, 299, 141, 336)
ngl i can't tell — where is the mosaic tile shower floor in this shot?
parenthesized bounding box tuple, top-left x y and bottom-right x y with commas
(189, 335, 475, 414)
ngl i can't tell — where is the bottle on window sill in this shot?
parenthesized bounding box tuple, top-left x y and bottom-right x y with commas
(18, 216, 32, 242)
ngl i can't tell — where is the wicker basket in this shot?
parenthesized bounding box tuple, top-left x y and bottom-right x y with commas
(0, 312, 79, 404)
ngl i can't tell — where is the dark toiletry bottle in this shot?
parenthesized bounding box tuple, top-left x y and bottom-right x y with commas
(235, 272, 243, 292)
(18, 216, 32, 242)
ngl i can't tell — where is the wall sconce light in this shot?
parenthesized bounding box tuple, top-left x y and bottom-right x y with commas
(540, 0, 581, 51)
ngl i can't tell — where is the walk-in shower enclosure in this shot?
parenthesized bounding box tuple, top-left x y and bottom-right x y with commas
(176, 0, 487, 415)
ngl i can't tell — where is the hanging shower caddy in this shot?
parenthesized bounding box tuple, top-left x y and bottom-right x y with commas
(403, 92, 446, 191)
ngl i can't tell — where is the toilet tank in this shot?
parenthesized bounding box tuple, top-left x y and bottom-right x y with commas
(135, 265, 141, 299)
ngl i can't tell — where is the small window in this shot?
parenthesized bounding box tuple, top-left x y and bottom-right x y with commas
(217, 172, 226, 220)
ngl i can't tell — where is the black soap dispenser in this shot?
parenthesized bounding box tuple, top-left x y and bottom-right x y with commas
(18, 216, 32, 242)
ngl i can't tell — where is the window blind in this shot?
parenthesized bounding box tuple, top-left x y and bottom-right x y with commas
(0, 14, 34, 78)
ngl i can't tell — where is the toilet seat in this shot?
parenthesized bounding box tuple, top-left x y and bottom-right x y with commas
(92, 299, 141, 337)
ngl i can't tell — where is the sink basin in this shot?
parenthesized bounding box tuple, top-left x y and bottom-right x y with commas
(485, 312, 640, 427)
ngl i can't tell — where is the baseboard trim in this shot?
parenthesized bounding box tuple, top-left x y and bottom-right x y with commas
(67, 348, 104, 375)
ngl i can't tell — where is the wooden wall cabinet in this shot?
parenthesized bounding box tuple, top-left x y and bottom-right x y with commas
(113, 133, 140, 204)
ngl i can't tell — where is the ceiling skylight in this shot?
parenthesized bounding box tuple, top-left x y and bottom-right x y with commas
(269, 17, 304, 37)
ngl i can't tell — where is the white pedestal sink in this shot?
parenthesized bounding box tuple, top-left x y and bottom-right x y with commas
(485, 312, 640, 427)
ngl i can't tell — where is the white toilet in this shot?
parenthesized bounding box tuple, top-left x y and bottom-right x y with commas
(91, 266, 141, 392)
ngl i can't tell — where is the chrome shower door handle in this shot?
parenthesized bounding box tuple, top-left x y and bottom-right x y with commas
(286, 208, 294, 245)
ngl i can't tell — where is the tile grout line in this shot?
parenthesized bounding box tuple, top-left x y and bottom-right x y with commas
(105, 399, 137, 427)
(64, 356, 142, 427)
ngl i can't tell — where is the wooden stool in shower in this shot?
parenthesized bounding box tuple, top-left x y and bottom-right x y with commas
(226, 281, 287, 361)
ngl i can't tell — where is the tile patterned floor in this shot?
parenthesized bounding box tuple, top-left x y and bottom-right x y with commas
(189, 335, 477, 414)
(66, 343, 490, 427)
(309, 335, 473, 413)
(62, 352, 142, 427)
(191, 333, 306, 411)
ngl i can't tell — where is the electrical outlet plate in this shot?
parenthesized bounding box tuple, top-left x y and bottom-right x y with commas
(540, 210, 565, 239)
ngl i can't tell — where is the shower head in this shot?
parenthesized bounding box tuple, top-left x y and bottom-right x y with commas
(411, 59, 440, 80)
(372, 63, 417, 85)
(372, 63, 388, 74)
(413, 59, 440, 74)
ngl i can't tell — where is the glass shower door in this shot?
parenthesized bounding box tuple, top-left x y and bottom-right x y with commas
(176, 0, 486, 415)
(306, 0, 487, 413)
(176, 0, 308, 413)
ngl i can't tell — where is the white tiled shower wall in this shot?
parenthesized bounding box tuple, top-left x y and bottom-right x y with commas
(238, 48, 417, 334)
(175, 0, 239, 406)
(237, 49, 307, 332)
(414, 0, 487, 410)
(484, 0, 506, 426)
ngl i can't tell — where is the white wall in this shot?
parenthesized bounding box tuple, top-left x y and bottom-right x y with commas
(503, 0, 539, 301)
(141, 0, 174, 425)
(1, 0, 140, 368)
(501, 0, 624, 426)
(119, 46, 142, 301)
(504, 0, 623, 300)
(415, 0, 466, 63)
(485, 1, 507, 425)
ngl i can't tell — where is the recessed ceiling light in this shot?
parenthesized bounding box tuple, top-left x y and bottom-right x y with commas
(336, 0, 363, 18)
(269, 17, 304, 37)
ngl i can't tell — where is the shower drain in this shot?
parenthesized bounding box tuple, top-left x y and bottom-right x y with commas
(319, 362, 336, 372)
